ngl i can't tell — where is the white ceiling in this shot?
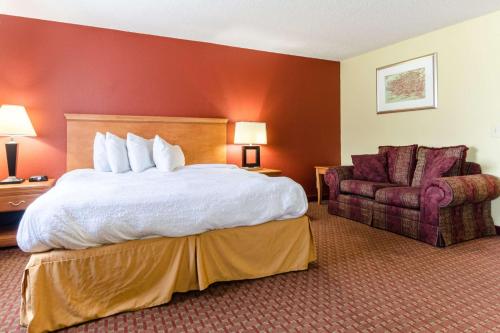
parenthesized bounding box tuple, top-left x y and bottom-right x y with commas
(1, 0, 500, 60)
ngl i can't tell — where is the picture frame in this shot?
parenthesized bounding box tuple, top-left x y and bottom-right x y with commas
(376, 53, 437, 114)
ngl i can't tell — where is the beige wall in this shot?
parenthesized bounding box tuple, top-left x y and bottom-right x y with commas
(341, 10, 500, 224)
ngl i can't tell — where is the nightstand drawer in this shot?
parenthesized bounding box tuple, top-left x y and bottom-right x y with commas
(0, 194, 39, 212)
(0, 179, 55, 248)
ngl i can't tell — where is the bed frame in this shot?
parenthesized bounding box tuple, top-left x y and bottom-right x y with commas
(20, 114, 316, 333)
(65, 113, 228, 170)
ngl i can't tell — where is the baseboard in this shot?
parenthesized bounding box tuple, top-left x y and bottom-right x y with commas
(496, 226, 500, 235)
(307, 194, 329, 203)
(307, 194, 317, 202)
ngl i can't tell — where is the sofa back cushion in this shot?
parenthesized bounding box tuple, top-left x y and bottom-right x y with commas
(420, 155, 459, 188)
(463, 161, 482, 175)
(378, 145, 418, 186)
(351, 153, 389, 183)
(411, 145, 468, 187)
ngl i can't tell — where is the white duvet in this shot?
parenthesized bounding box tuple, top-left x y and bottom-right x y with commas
(17, 164, 308, 252)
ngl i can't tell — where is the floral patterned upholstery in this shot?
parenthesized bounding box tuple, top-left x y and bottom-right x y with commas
(329, 194, 375, 225)
(374, 186, 421, 209)
(351, 153, 389, 183)
(325, 148, 500, 247)
(340, 180, 396, 198)
(411, 145, 468, 187)
(421, 174, 500, 224)
(420, 174, 498, 245)
(372, 203, 430, 242)
(325, 166, 354, 200)
(463, 161, 482, 175)
(378, 145, 417, 186)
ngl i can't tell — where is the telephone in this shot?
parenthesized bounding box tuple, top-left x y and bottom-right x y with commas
(29, 175, 48, 182)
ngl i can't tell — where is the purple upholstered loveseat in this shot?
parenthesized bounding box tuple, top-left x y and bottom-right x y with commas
(325, 145, 500, 247)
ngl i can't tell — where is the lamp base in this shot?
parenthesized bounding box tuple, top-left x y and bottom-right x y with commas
(242, 145, 261, 168)
(0, 176, 24, 185)
(2, 139, 22, 185)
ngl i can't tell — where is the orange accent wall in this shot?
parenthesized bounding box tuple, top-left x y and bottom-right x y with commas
(0, 15, 340, 196)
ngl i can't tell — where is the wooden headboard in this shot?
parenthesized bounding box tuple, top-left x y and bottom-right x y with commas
(65, 114, 228, 171)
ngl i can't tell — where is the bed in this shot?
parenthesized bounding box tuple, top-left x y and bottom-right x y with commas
(18, 114, 316, 332)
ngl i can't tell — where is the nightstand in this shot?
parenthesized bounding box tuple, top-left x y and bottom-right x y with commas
(247, 168, 282, 177)
(315, 166, 336, 204)
(0, 179, 55, 247)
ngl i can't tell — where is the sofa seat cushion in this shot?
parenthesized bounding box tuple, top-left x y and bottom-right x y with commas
(337, 193, 375, 206)
(375, 186, 421, 209)
(340, 180, 396, 198)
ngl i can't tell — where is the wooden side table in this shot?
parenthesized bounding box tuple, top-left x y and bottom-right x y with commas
(0, 179, 55, 247)
(246, 168, 282, 177)
(315, 166, 334, 204)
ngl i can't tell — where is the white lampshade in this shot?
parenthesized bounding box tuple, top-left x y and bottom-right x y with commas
(0, 105, 37, 137)
(234, 122, 267, 145)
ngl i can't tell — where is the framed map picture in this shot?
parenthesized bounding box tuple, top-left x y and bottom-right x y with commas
(376, 53, 437, 113)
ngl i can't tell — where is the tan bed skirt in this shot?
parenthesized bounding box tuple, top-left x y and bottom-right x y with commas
(20, 216, 316, 332)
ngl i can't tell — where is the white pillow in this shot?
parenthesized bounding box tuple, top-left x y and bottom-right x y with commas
(105, 132, 131, 173)
(93, 132, 111, 172)
(153, 135, 185, 172)
(126, 133, 154, 172)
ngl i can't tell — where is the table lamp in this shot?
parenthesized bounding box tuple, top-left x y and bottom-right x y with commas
(234, 121, 267, 169)
(0, 105, 37, 184)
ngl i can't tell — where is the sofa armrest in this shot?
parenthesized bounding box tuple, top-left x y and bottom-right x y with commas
(324, 166, 354, 200)
(421, 174, 500, 226)
(424, 174, 500, 208)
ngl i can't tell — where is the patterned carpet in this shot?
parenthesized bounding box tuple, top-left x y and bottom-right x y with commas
(1, 204, 500, 332)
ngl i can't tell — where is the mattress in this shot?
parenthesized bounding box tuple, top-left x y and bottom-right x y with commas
(17, 164, 308, 252)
